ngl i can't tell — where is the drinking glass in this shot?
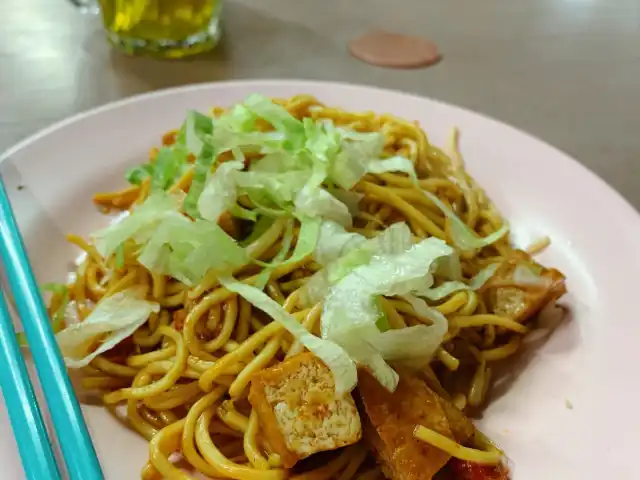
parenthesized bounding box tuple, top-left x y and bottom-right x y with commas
(69, 0, 222, 58)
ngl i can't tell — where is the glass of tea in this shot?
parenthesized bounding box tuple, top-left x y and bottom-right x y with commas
(69, 0, 222, 58)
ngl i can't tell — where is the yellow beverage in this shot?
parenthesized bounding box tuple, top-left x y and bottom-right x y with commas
(97, 0, 221, 58)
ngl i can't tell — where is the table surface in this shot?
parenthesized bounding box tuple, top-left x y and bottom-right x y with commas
(1, 0, 638, 207)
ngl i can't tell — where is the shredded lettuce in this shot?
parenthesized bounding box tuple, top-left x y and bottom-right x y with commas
(175, 110, 217, 218)
(94, 191, 248, 286)
(178, 110, 214, 157)
(420, 189, 509, 251)
(329, 188, 363, 216)
(138, 216, 248, 286)
(244, 94, 305, 148)
(183, 142, 216, 219)
(314, 220, 367, 267)
(321, 235, 454, 391)
(125, 163, 154, 185)
(150, 147, 189, 191)
(301, 222, 418, 306)
(124, 147, 189, 191)
(366, 155, 416, 177)
(512, 263, 552, 288)
(420, 263, 499, 301)
(295, 187, 352, 227)
(198, 160, 245, 222)
(240, 215, 274, 246)
(56, 288, 159, 368)
(321, 235, 452, 339)
(114, 244, 125, 269)
(92, 192, 182, 258)
(178, 95, 413, 226)
(218, 276, 357, 394)
(435, 252, 464, 282)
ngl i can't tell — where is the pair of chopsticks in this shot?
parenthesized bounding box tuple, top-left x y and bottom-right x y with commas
(0, 178, 103, 479)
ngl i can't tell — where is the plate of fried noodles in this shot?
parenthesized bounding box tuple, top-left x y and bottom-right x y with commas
(1, 80, 639, 480)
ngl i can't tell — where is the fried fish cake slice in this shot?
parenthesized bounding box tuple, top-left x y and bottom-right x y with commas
(357, 368, 475, 480)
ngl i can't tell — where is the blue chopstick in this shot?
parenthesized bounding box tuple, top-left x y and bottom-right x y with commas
(0, 289, 61, 480)
(0, 178, 103, 480)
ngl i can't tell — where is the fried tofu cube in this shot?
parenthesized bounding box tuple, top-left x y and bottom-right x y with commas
(483, 251, 566, 324)
(248, 353, 362, 468)
(357, 368, 474, 480)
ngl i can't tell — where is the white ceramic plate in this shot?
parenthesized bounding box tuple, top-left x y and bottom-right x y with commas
(1, 80, 638, 479)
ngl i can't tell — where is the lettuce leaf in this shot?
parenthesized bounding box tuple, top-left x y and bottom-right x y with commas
(367, 155, 416, 177)
(420, 263, 499, 301)
(330, 131, 384, 190)
(244, 94, 305, 145)
(512, 263, 552, 288)
(92, 192, 182, 258)
(138, 215, 248, 286)
(150, 146, 189, 191)
(125, 163, 154, 185)
(183, 142, 216, 219)
(94, 191, 248, 285)
(314, 220, 367, 267)
(421, 189, 509, 251)
(320, 235, 454, 391)
(56, 288, 159, 368)
(198, 160, 245, 222)
(179, 110, 214, 157)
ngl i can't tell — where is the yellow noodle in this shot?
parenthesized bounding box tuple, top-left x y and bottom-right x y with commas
(229, 333, 283, 398)
(414, 425, 502, 465)
(133, 310, 170, 348)
(356, 181, 444, 238)
(91, 357, 138, 377)
(435, 291, 469, 315)
(195, 408, 286, 480)
(481, 336, 521, 361)
(199, 310, 310, 391)
(143, 381, 202, 410)
(291, 446, 358, 480)
(527, 235, 551, 255)
(451, 314, 529, 333)
(380, 298, 407, 329)
(244, 410, 270, 470)
(149, 418, 191, 479)
(104, 327, 187, 403)
(127, 346, 176, 368)
(337, 446, 368, 480)
(181, 387, 228, 478)
(436, 348, 460, 371)
(66, 234, 108, 274)
(236, 298, 252, 343)
(218, 400, 250, 433)
(468, 358, 487, 407)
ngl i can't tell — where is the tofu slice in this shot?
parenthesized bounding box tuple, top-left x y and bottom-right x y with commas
(483, 250, 566, 324)
(248, 353, 362, 468)
(357, 368, 474, 480)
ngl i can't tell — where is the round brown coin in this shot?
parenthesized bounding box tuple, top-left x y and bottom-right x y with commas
(348, 30, 441, 69)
